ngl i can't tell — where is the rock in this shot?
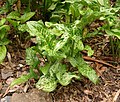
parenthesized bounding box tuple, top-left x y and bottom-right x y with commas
(1, 96, 11, 102)
(1, 69, 13, 79)
(11, 89, 53, 102)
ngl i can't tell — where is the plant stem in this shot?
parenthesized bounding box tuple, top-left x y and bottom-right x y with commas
(71, 40, 75, 57)
(43, 0, 46, 24)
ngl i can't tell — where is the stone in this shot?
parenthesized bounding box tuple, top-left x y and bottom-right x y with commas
(11, 89, 52, 102)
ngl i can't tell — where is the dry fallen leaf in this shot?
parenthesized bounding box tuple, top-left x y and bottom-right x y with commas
(1, 69, 13, 79)
(6, 77, 14, 85)
(0, 82, 3, 90)
(83, 89, 93, 95)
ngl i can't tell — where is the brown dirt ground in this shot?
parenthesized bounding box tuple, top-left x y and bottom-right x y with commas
(0, 34, 120, 102)
(0, 1, 120, 101)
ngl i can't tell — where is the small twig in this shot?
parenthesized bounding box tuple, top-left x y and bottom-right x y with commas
(2, 86, 10, 97)
(112, 89, 120, 102)
(83, 56, 120, 69)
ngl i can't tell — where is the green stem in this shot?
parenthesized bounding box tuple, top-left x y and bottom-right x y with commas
(43, 0, 46, 24)
(71, 40, 75, 57)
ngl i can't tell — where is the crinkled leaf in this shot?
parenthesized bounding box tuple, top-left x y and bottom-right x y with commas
(55, 63, 66, 79)
(0, 45, 7, 63)
(76, 40, 84, 51)
(10, 74, 32, 87)
(97, 0, 110, 6)
(49, 62, 60, 76)
(36, 75, 57, 92)
(55, 63, 80, 86)
(76, 55, 98, 84)
(26, 21, 44, 36)
(18, 24, 28, 32)
(84, 45, 94, 56)
(105, 29, 120, 39)
(45, 22, 55, 28)
(54, 33, 69, 52)
(57, 72, 80, 86)
(26, 47, 39, 67)
(68, 57, 78, 67)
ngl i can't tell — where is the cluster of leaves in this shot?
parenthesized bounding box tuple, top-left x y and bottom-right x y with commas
(11, 20, 98, 92)
(0, 18, 10, 63)
(27, 21, 98, 92)
(0, 0, 120, 92)
(0, 0, 35, 63)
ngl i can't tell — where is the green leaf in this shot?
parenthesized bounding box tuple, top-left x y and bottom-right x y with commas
(7, 11, 21, 20)
(116, 0, 120, 7)
(49, 62, 60, 76)
(0, 18, 6, 26)
(68, 57, 78, 67)
(76, 55, 98, 84)
(29, 67, 39, 79)
(26, 21, 44, 36)
(97, 0, 110, 7)
(18, 24, 28, 32)
(0, 38, 10, 45)
(0, 45, 7, 63)
(36, 75, 57, 92)
(26, 47, 39, 67)
(20, 12, 35, 23)
(8, 0, 17, 5)
(68, 2, 81, 18)
(0, 5, 9, 14)
(57, 72, 80, 86)
(7, 19, 20, 28)
(76, 8, 100, 30)
(105, 29, 120, 39)
(54, 33, 69, 52)
(97, 0, 104, 5)
(84, 45, 94, 56)
(40, 63, 50, 75)
(48, 3, 57, 11)
(0, 25, 10, 31)
(76, 40, 84, 51)
(55, 63, 66, 79)
(10, 74, 32, 87)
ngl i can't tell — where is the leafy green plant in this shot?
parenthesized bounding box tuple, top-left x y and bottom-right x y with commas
(0, 0, 33, 14)
(0, 0, 17, 14)
(0, 18, 10, 63)
(6, 11, 35, 28)
(10, 0, 120, 92)
(10, 20, 98, 92)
